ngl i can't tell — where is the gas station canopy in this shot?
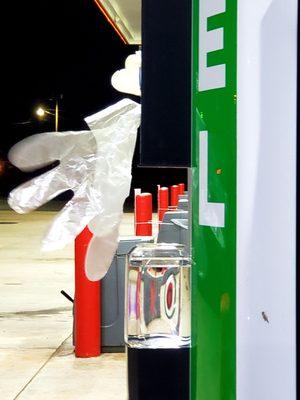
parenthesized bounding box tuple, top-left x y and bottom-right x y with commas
(94, 0, 141, 44)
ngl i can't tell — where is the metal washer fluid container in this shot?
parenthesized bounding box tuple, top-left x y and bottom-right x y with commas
(125, 243, 191, 400)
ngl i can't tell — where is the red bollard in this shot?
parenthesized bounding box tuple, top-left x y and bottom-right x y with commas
(135, 193, 153, 236)
(170, 185, 180, 208)
(74, 226, 101, 358)
(158, 186, 169, 223)
(178, 183, 185, 195)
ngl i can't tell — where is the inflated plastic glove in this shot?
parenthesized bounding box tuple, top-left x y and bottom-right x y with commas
(8, 99, 141, 280)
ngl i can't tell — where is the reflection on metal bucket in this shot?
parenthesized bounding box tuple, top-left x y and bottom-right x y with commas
(126, 243, 190, 349)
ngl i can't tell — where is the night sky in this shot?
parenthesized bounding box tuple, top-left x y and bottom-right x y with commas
(1, 0, 187, 201)
(3, 0, 135, 143)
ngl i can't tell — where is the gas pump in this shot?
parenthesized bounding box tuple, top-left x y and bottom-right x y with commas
(192, 1, 297, 399)
(100, 1, 298, 399)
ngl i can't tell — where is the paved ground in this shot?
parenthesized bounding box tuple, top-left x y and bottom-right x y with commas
(0, 200, 144, 400)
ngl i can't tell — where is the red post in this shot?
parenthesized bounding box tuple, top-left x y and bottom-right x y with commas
(158, 186, 169, 223)
(135, 193, 153, 236)
(178, 183, 185, 195)
(74, 226, 101, 358)
(170, 185, 180, 209)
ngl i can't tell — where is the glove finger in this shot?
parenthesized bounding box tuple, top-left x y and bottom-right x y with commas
(8, 166, 70, 213)
(41, 193, 96, 251)
(8, 131, 90, 172)
(111, 69, 141, 96)
(88, 212, 122, 237)
(85, 226, 119, 281)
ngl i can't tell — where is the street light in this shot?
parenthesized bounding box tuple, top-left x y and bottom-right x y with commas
(36, 107, 46, 117)
(35, 98, 60, 131)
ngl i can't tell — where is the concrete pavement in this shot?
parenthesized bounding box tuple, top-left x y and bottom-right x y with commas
(0, 202, 140, 399)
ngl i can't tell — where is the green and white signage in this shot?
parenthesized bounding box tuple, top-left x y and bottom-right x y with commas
(191, 1, 297, 399)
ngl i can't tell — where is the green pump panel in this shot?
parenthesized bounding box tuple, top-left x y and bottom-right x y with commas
(191, 1, 297, 400)
(191, 1, 237, 399)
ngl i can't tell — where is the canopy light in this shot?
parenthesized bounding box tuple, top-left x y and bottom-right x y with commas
(94, 0, 141, 45)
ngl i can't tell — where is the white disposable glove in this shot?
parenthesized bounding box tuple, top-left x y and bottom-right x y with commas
(8, 99, 141, 280)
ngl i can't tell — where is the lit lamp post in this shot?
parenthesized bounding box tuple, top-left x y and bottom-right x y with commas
(35, 98, 59, 131)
